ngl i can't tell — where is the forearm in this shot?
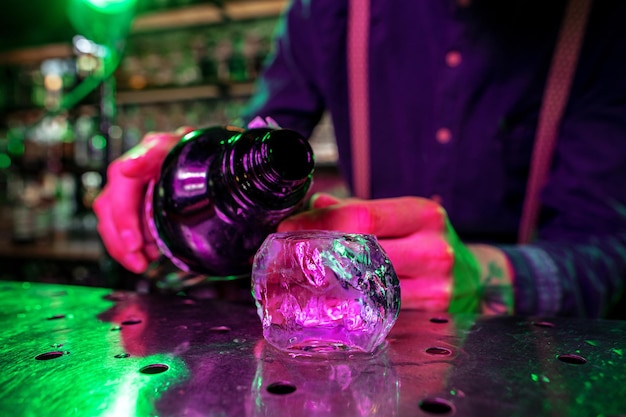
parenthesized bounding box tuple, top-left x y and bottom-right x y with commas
(240, 0, 324, 135)
(497, 234, 626, 318)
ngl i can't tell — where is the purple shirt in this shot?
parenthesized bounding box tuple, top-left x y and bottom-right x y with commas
(244, 0, 626, 318)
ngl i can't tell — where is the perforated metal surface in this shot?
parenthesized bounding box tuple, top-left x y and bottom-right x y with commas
(1, 281, 625, 416)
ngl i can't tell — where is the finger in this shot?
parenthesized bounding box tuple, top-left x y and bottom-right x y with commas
(399, 275, 451, 311)
(108, 164, 148, 250)
(118, 129, 191, 178)
(176, 126, 196, 136)
(378, 233, 453, 278)
(310, 192, 342, 209)
(94, 166, 151, 272)
(279, 196, 445, 237)
(94, 189, 149, 273)
(144, 241, 161, 262)
(366, 197, 445, 236)
(93, 191, 120, 259)
(96, 214, 149, 273)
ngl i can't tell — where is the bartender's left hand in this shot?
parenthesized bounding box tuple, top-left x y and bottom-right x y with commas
(278, 193, 514, 314)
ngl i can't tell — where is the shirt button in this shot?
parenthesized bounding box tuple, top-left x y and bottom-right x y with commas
(445, 50, 463, 68)
(436, 127, 452, 144)
(430, 194, 443, 205)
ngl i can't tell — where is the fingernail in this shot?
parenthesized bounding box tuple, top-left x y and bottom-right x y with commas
(176, 126, 194, 135)
(310, 192, 340, 209)
(124, 253, 146, 273)
(265, 116, 281, 128)
(247, 116, 266, 128)
(309, 193, 323, 208)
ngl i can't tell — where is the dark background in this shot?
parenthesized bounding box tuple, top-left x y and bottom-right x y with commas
(0, 0, 76, 52)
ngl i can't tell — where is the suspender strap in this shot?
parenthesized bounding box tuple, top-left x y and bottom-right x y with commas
(518, 0, 592, 244)
(347, 0, 371, 199)
(347, 1, 592, 242)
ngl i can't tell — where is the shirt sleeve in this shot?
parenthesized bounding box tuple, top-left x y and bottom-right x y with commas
(241, 0, 325, 137)
(499, 234, 626, 318)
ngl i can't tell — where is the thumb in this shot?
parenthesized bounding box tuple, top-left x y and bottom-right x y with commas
(310, 192, 342, 209)
(118, 127, 195, 178)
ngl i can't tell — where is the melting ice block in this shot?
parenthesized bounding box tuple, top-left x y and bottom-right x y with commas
(252, 230, 401, 354)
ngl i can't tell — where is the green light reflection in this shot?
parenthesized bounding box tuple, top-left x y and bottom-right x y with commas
(0, 282, 189, 417)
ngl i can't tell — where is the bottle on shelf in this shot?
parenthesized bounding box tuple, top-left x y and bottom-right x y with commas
(146, 123, 315, 279)
(51, 173, 76, 240)
(9, 174, 38, 244)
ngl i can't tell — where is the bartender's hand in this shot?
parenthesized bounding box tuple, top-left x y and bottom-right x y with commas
(278, 193, 514, 314)
(93, 127, 194, 273)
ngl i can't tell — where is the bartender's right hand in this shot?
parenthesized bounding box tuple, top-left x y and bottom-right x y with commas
(93, 127, 195, 273)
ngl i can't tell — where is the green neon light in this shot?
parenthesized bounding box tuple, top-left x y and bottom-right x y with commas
(81, 0, 137, 14)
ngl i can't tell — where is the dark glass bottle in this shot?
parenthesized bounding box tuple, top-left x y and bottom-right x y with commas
(146, 125, 315, 278)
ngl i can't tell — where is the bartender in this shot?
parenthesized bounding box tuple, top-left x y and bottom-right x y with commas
(94, 0, 626, 318)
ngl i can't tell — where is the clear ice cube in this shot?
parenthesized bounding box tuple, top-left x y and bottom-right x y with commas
(252, 230, 401, 354)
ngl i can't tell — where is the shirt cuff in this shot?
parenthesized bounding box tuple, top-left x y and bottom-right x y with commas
(497, 245, 562, 316)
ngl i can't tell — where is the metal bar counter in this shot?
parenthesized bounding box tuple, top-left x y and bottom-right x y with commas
(1, 280, 625, 417)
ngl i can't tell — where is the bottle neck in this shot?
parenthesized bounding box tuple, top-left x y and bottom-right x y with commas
(223, 128, 315, 212)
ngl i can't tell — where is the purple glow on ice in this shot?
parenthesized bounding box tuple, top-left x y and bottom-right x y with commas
(252, 230, 401, 354)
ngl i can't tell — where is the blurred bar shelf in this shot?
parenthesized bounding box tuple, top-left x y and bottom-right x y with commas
(115, 82, 255, 105)
(0, 43, 73, 65)
(132, 0, 288, 33)
(0, 236, 103, 262)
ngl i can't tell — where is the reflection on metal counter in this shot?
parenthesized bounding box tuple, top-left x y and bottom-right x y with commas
(1, 281, 626, 416)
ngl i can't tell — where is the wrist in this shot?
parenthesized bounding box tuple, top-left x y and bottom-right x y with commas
(467, 244, 515, 315)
